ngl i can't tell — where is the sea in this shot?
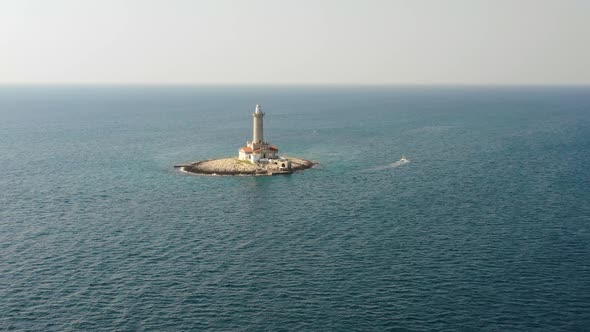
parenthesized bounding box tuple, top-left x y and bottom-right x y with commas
(1, 85, 589, 331)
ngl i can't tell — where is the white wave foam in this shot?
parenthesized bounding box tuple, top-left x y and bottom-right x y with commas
(365, 158, 411, 172)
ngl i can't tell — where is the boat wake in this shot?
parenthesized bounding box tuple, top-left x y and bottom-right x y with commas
(390, 157, 410, 168)
(365, 157, 410, 172)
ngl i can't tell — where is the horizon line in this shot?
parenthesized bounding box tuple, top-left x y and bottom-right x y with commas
(1, 82, 590, 88)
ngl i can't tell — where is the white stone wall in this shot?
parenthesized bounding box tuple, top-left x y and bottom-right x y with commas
(239, 150, 248, 160)
(250, 154, 261, 163)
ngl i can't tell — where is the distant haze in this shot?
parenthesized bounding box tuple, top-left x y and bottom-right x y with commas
(1, 0, 589, 85)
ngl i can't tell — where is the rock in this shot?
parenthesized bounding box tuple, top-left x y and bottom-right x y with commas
(181, 157, 315, 176)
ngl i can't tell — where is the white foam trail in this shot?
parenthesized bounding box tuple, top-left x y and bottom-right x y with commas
(365, 159, 411, 172)
(389, 159, 410, 168)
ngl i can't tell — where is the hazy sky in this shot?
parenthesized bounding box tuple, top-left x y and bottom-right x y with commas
(1, 0, 589, 85)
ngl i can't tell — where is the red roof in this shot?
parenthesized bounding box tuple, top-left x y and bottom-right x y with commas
(243, 145, 279, 154)
(252, 147, 279, 153)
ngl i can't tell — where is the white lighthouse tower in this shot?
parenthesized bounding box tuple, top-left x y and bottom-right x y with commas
(239, 104, 279, 163)
(253, 104, 264, 144)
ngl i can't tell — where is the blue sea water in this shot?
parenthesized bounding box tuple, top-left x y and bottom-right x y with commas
(1, 85, 589, 331)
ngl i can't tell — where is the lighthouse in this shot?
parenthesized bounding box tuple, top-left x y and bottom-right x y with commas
(253, 104, 264, 144)
(238, 104, 279, 163)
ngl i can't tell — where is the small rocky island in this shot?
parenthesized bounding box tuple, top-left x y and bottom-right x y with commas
(176, 105, 315, 176)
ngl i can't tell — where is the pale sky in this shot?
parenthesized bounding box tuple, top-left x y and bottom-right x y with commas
(1, 0, 589, 85)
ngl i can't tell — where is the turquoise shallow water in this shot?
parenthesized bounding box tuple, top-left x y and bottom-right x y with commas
(1, 86, 590, 331)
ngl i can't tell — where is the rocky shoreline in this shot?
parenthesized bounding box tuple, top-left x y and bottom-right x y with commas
(176, 157, 315, 176)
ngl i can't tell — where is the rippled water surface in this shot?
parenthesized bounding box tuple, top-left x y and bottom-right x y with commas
(1, 86, 590, 331)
